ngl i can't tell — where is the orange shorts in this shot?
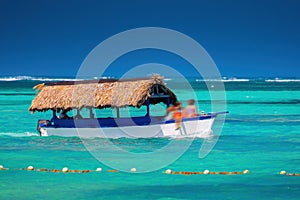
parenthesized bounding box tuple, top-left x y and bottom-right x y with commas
(173, 111, 182, 120)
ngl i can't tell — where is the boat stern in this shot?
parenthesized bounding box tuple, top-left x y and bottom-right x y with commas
(37, 120, 51, 136)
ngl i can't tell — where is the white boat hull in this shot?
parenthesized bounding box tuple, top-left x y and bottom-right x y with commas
(40, 118, 215, 138)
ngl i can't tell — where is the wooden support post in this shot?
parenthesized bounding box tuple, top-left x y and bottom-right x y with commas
(155, 84, 159, 94)
(166, 97, 170, 108)
(89, 107, 94, 118)
(52, 110, 58, 119)
(116, 107, 120, 118)
(50, 110, 57, 123)
(146, 99, 150, 116)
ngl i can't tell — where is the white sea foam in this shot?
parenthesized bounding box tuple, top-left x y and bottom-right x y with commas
(0, 76, 32, 81)
(0, 75, 126, 82)
(32, 78, 83, 81)
(265, 79, 300, 82)
(196, 78, 250, 82)
(0, 132, 39, 137)
(0, 76, 83, 82)
(222, 78, 249, 82)
(2, 76, 299, 83)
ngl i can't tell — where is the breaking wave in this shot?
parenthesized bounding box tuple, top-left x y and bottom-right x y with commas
(0, 75, 122, 82)
(196, 78, 250, 82)
(265, 79, 300, 82)
(0, 76, 82, 82)
(0, 132, 39, 137)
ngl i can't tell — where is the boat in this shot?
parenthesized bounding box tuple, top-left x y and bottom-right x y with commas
(29, 75, 227, 138)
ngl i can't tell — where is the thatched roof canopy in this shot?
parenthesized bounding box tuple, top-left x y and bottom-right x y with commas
(29, 75, 177, 113)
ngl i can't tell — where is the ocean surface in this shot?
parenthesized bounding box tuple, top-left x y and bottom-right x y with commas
(0, 76, 300, 200)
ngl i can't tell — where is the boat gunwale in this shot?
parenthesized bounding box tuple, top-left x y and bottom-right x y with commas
(39, 114, 216, 129)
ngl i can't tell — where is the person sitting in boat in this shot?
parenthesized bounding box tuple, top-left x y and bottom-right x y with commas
(164, 101, 182, 130)
(58, 110, 71, 119)
(183, 99, 198, 118)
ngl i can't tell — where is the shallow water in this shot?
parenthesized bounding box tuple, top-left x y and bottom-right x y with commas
(0, 77, 300, 199)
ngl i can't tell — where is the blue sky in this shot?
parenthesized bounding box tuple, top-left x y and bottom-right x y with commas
(0, 0, 299, 77)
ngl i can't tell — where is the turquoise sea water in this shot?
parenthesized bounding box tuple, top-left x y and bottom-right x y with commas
(0, 77, 300, 199)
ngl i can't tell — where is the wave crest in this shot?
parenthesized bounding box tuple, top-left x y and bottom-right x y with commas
(265, 79, 300, 82)
(196, 78, 249, 82)
(0, 76, 83, 82)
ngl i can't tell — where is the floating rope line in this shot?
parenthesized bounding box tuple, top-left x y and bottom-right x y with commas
(18, 166, 95, 173)
(0, 165, 106, 173)
(0, 165, 9, 171)
(1, 165, 249, 175)
(0, 165, 133, 173)
(2, 165, 299, 176)
(107, 169, 119, 173)
(164, 169, 250, 175)
(280, 171, 300, 176)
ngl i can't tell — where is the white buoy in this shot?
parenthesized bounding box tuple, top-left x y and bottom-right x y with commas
(0, 165, 3, 169)
(62, 167, 69, 173)
(243, 169, 249, 174)
(280, 170, 286, 175)
(203, 169, 210, 174)
(165, 169, 172, 174)
(130, 168, 137, 172)
(96, 168, 102, 172)
(27, 166, 34, 171)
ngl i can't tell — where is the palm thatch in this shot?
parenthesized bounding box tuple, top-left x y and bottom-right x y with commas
(29, 75, 177, 113)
